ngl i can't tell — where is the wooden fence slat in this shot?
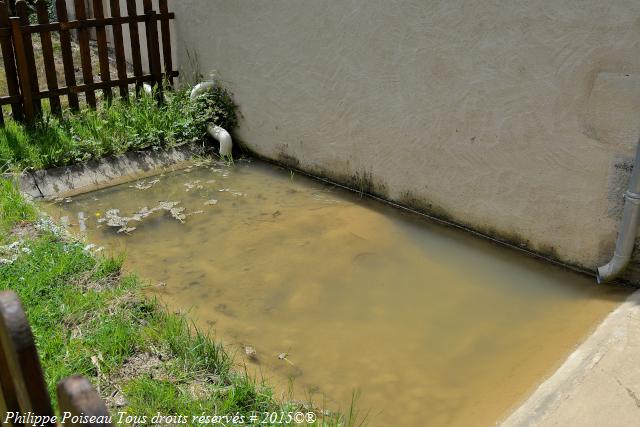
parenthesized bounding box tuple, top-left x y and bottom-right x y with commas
(74, 0, 96, 107)
(126, 0, 143, 96)
(109, 0, 128, 99)
(141, 0, 158, 94)
(55, 0, 79, 110)
(145, 10, 162, 100)
(158, 0, 173, 86)
(0, 1, 22, 120)
(36, 0, 61, 115)
(92, 0, 112, 102)
(14, 0, 41, 120)
(0, 291, 55, 421)
(10, 17, 34, 121)
(57, 376, 112, 427)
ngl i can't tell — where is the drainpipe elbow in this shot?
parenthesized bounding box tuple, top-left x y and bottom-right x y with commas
(207, 124, 233, 158)
(597, 255, 629, 284)
(597, 189, 640, 284)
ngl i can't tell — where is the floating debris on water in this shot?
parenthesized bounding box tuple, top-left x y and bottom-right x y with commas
(184, 180, 204, 192)
(193, 157, 215, 167)
(244, 346, 258, 360)
(218, 188, 245, 196)
(130, 179, 160, 191)
(97, 201, 200, 233)
(278, 352, 294, 365)
(204, 199, 218, 206)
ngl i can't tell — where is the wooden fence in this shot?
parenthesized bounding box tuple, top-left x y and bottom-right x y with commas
(0, 290, 112, 426)
(0, 0, 178, 125)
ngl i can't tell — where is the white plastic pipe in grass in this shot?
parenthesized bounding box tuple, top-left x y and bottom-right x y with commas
(190, 82, 233, 159)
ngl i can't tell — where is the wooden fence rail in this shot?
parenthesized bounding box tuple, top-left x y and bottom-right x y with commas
(0, 0, 178, 125)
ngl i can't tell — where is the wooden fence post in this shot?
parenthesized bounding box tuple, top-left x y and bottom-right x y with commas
(92, 0, 112, 103)
(145, 9, 162, 101)
(126, 0, 143, 96)
(15, 0, 41, 119)
(109, 0, 129, 99)
(9, 15, 35, 122)
(158, 0, 173, 87)
(0, 1, 21, 122)
(55, 0, 80, 111)
(36, 0, 62, 115)
(0, 291, 55, 422)
(57, 376, 112, 427)
(74, 0, 97, 108)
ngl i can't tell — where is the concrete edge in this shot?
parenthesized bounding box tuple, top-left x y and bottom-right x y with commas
(3, 144, 210, 200)
(500, 289, 640, 426)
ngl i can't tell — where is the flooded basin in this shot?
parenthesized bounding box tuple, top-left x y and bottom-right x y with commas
(43, 158, 628, 426)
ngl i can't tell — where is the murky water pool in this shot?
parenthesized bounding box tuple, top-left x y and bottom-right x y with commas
(43, 158, 628, 426)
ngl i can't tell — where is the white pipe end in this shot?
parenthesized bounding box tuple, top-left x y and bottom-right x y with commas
(207, 124, 233, 158)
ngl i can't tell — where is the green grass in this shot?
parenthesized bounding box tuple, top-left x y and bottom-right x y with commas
(0, 179, 359, 426)
(0, 178, 37, 238)
(0, 85, 238, 172)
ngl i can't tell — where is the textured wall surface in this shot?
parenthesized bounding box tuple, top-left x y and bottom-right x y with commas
(170, 0, 640, 279)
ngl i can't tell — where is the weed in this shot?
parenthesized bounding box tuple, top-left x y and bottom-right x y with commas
(0, 179, 37, 239)
(0, 86, 238, 173)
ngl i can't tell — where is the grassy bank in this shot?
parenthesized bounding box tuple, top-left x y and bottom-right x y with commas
(0, 180, 353, 425)
(0, 85, 237, 172)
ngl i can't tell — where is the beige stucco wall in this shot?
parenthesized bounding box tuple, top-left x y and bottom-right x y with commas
(169, 0, 640, 281)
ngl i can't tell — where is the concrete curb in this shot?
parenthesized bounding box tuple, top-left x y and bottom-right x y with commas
(502, 289, 640, 426)
(4, 144, 209, 200)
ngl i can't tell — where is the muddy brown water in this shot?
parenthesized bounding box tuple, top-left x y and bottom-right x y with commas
(43, 158, 628, 426)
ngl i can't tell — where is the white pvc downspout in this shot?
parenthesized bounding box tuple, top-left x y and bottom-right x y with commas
(597, 141, 640, 283)
(190, 82, 233, 159)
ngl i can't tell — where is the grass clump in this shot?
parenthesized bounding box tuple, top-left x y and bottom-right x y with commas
(0, 178, 37, 238)
(0, 85, 238, 173)
(0, 180, 356, 425)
